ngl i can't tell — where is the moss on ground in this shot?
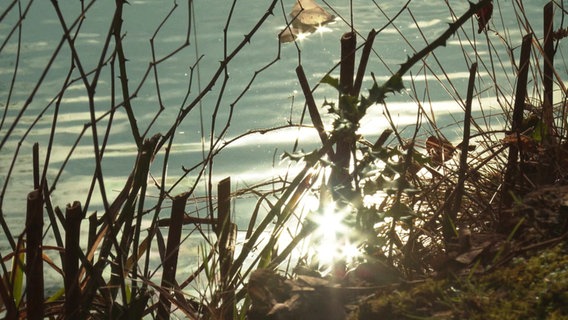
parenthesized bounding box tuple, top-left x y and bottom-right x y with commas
(350, 242, 568, 320)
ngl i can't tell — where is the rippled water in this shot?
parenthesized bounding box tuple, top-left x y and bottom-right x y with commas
(0, 0, 564, 291)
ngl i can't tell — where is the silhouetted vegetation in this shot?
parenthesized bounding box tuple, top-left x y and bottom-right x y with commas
(0, 0, 567, 319)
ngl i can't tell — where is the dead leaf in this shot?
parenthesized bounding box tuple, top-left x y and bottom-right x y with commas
(475, 1, 493, 33)
(426, 136, 455, 166)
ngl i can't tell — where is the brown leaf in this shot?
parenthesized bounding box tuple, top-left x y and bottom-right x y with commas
(426, 136, 455, 166)
(475, 1, 493, 33)
(501, 134, 537, 152)
(454, 247, 485, 265)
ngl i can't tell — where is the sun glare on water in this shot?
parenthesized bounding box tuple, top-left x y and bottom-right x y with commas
(295, 32, 308, 41)
(307, 202, 361, 268)
(314, 25, 332, 35)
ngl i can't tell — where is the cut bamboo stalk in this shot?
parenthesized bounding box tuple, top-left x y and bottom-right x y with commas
(32, 143, 39, 189)
(331, 32, 356, 200)
(501, 34, 532, 217)
(296, 65, 334, 159)
(64, 201, 83, 319)
(542, 1, 554, 140)
(339, 32, 356, 95)
(536, 1, 557, 186)
(216, 177, 231, 238)
(26, 189, 44, 320)
(443, 63, 477, 241)
(512, 36, 531, 132)
(217, 177, 235, 320)
(87, 212, 97, 253)
(157, 191, 190, 320)
(454, 62, 477, 211)
(353, 30, 377, 97)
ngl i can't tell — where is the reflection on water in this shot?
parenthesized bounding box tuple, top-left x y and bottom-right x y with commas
(0, 0, 561, 294)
